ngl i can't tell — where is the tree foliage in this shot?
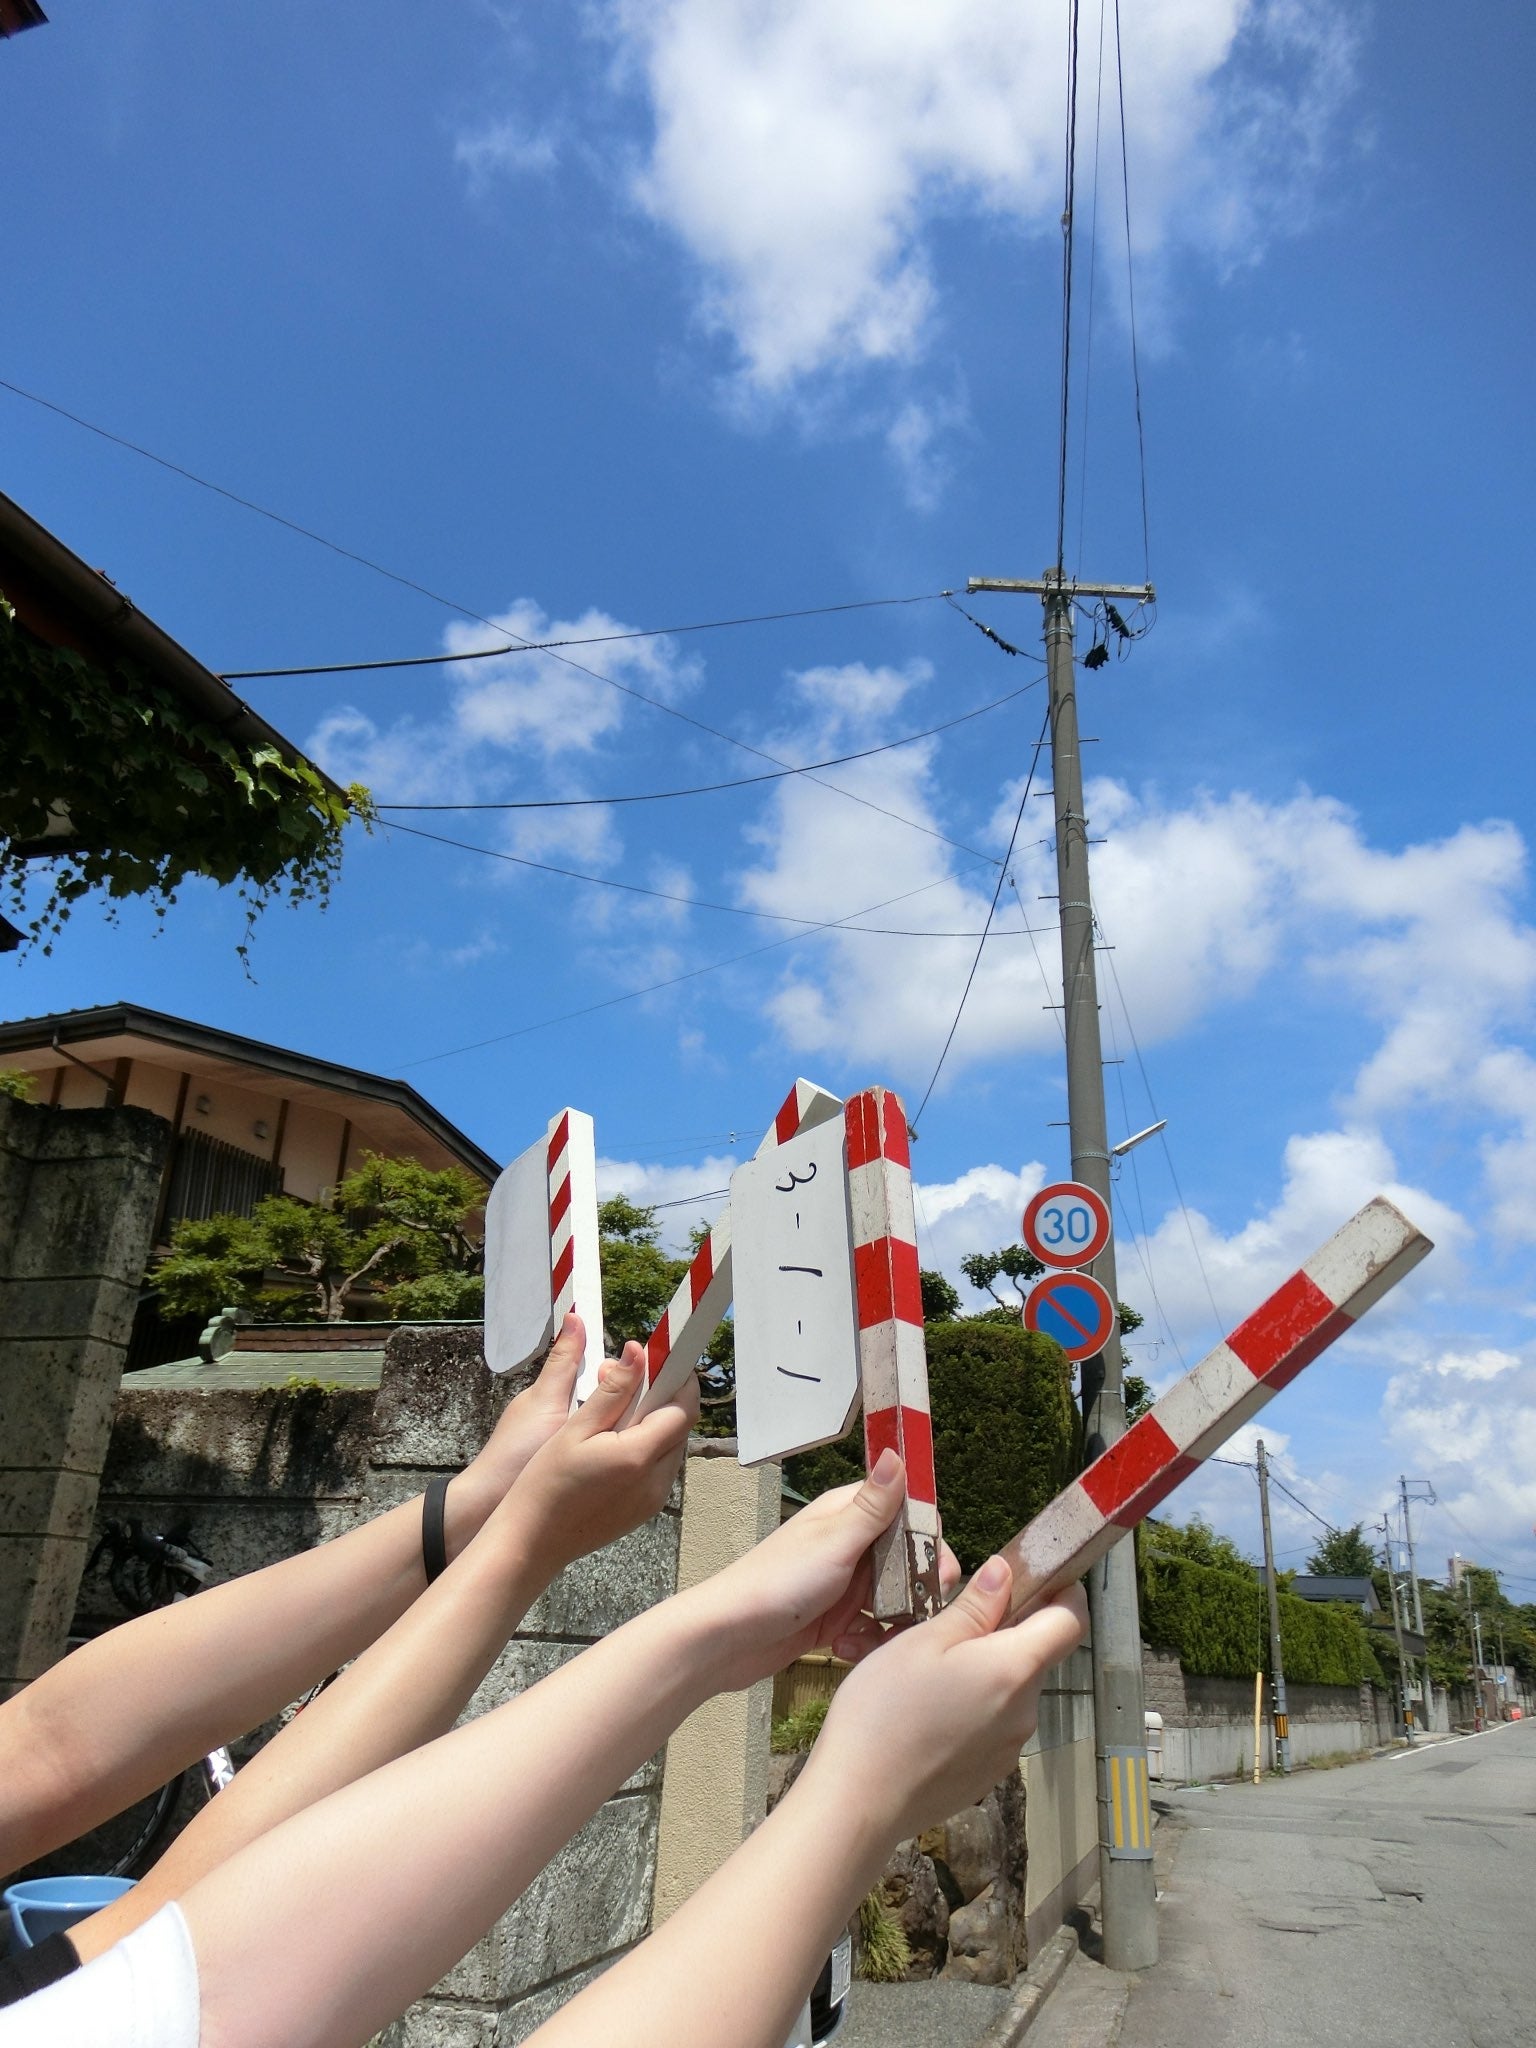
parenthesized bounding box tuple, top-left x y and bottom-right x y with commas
(1, 598, 370, 960)
(1139, 1528, 1385, 1687)
(154, 1153, 487, 1323)
(596, 1196, 735, 1415)
(919, 1268, 961, 1322)
(0, 1068, 36, 1101)
(1306, 1523, 1379, 1577)
(789, 1320, 1078, 1573)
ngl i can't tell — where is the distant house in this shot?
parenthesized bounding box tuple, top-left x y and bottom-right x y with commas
(0, 1002, 497, 1361)
(1284, 1575, 1382, 1616)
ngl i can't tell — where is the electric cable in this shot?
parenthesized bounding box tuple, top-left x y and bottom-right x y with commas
(1096, 925, 1230, 1334)
(908, 711, 1052, 1134)
(1073, 0, 1109, 581)
(375, 671, 1045, 813)
(396, 860, 1003, 1069)
(1113, 0, 1153, 583)
(0, 374, 990, 863)
(377, 814, 1051, 934)
(220, 591, 956, 679)
(1055, 0, 1083, 572)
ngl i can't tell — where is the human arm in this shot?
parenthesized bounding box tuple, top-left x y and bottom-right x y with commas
(73, 1343, 696, 1960)
(527, 1561, 1090, 2048)
(182, 1454, 920, 2048)
(0, 1313, 596, 1876)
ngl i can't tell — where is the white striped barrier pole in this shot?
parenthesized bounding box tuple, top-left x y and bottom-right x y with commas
(998, 1196, 1433, 1621)
(845, 1087, 941, 1622)
(483, 1107, 604, 1398)
(628, 1078, 843, 1424)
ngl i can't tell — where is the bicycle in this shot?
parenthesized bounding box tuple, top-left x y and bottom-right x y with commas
(22, 1520, 332, 1884)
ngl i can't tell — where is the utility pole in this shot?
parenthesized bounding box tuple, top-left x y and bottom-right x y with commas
(967, 567, 1157, 1971)
(1399, 1476, 1436, 1731)
(1255, 1439, 1291, 1774)
(1466, 1572, 1484, 1730)
(1379, 1518, 1413, 1743)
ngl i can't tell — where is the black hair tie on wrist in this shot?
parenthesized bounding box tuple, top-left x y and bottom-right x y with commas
(422, 1475, 451, 1584)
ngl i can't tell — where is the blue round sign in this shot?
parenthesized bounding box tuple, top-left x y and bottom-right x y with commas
(1023, 1271, 1117, 1362)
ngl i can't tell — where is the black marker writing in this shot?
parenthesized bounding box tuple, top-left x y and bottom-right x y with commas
(778, 1263, 824, 1277)
(774, 1163, 818, 1193)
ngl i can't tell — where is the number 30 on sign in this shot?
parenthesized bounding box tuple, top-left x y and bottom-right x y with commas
(1022, 1181, 1111, 1268)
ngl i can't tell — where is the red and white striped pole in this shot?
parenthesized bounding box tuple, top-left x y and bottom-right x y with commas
(998, 1196, 1433, 1619)
(629, 1078, 842, 1423)
(845, 1086, 941, 1621)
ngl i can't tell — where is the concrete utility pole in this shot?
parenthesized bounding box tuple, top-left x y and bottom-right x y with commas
(1255, 1439, 1291, 1774)
(1399, 1476, 1436, 1730)
(1379, 1520, 1414, 1743)
(967, 567, 1157, 1971)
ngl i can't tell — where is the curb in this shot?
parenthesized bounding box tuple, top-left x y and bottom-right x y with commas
(977, 1924, 1080, 2048)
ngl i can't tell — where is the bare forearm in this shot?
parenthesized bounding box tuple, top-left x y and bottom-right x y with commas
(0, 1472, 499, 1872)
(75, 1509, 550, 1958)
(533, 1756, 894, 2048)
(189, 1590, 727, 2048)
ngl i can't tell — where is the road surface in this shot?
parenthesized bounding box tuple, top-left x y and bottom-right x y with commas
(1033, 1719, 1536, 2048)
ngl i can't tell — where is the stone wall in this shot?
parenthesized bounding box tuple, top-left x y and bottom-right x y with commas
(1143, 1646, 1383, 1781)
(83, 1324, 682, 2046)
(0, 1095, 167, 1696)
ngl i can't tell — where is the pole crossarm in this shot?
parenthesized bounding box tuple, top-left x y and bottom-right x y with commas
(967, 576, 1156, 602)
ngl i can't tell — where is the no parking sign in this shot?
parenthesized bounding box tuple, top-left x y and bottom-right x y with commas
(1024, 1270, 1117, 1362)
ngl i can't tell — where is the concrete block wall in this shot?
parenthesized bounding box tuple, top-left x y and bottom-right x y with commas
(83, 1324, 682, 2045)
(1144, 1646, 1381, 1781)
(1018, 1642, 1096, 1956)
(0, 1096, 167, 1695)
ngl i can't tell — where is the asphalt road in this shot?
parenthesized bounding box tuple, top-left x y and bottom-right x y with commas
(1035, 1719, 1536, 2048)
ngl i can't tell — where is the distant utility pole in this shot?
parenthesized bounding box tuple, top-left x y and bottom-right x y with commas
(1255, 1439, 1291, 1774)
(1399, 1476, 1436, 1729)
(1465, 1573, 1485, 1730)
(966, 567, 1156, 1972)
(1379, 1518, 1414, 1743)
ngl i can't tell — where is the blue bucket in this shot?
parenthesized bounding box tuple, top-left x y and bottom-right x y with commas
(4, 1876, 135, 1950)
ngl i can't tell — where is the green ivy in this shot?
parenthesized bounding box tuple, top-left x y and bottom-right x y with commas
(1, 598, 370, 958)
(1139, 1549, 1385, 1687)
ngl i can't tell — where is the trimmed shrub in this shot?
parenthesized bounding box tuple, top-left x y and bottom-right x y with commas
(786, 1320, 1076, 1574)
(1139, 1550, 1385, 1687)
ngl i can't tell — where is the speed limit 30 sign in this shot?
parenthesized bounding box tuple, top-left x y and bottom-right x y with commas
(1022, 1181, 1111, 1268)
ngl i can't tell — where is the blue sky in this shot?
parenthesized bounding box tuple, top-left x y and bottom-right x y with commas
(6, 2, 1535, 1592)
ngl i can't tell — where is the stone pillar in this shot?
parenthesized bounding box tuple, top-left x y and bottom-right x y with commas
(0, 1096, 167, 1695)
(651, 1455, 780, 1924)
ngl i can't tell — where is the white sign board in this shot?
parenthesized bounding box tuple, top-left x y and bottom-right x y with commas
(483, 1131, 555, 1376)
(731, 1119, 860, 1465)
(482, 1108, 605, 1393)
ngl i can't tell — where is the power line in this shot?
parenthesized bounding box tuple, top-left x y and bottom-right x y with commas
(0, 373, 990, 864)
(908, 711, 1052, 1134)
(1055, 0, 1084, 571)
(395, 860, 1002, 1069)
(1267, 1473, 1337, 1536)
(375, 672, 1045, 813)
(377, 814, 1051, 933)
(1113, 0, 1153, 584)
(221, 590, 959, 679)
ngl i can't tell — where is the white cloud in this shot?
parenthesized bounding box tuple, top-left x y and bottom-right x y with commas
(1384, 1347, 1536, 1575)
(911, 1160, 1047, 1306)
(595, 1152, 736, 1254)
(596, 0, 1360, 389)
(455, 118, 558, 192)
(307, 598, 700, 881)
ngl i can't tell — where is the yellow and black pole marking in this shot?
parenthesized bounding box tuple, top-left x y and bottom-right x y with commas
(1273, 1714, 1289, 1743)
(1105, 1747, 1154, 1860)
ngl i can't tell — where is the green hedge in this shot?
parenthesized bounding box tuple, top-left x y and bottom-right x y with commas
(1140, 1551, 1385, 1687)
(787, 1321, 1077, 1574)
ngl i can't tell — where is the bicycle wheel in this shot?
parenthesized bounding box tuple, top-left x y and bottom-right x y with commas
(15, 1769, 210, 1885)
